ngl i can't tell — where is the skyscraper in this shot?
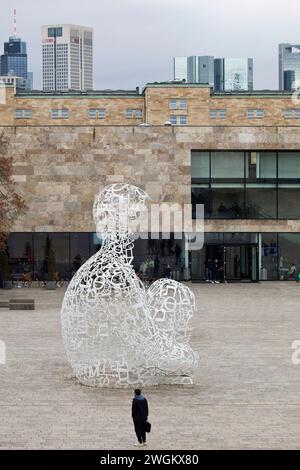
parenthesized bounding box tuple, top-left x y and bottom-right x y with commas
(0, 36, 32, 90)
(279, 44, 300, 91)
(42, 24, 93, 91)
(173, 56, 214, 86)
(214, 58, 253, 91)
(173, 56, 253, 90)
(187, 56, 214, 86)
(173, 57, 188, 81)
(0, 10, 32, 90)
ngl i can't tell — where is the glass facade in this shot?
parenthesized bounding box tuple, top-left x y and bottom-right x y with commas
(214, 58, 253, 91)
(0, 36, 29, 85)
(2, 233, 185, 283)
(279, 44, 300, 91)
(192, 150, 300, 219)
(1, 232, 300, 284)
(190, 232, 300, 282)
(187, 56, 215, 86)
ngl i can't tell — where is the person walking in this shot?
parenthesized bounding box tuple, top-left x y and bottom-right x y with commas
(212, 258, 220, 284)
(132, 388, 149, 447)
(165, 264, 172, 279)
(205, 258, 213, 283)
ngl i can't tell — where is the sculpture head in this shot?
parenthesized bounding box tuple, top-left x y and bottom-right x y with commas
(93, 183, 150, 239)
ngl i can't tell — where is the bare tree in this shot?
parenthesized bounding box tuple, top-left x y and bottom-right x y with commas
(0, 131, 26, 251)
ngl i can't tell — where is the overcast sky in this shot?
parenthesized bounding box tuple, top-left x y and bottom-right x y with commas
(1, 0, 300, 90)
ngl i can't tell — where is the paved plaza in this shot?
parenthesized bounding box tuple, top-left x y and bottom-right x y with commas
(0, 283, 300, 449)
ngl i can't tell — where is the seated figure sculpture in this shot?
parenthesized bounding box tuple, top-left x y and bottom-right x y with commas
(61, 183, 198, 387)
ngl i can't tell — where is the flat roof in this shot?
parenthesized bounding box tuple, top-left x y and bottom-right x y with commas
(212, 90, 294, 97)
(16, 89, 142, 98)
(143, 82, 294, 97)
(11, 84, 295, 99)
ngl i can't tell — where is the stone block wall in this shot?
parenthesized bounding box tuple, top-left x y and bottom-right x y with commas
(1, 125, 300, 233)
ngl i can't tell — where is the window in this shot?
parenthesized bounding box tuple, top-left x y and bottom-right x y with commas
(278, 185, 300, 218)
(278, 234, 300, 279)
(245, 184, 277, 219)
(169, 99, 188, 110)
(256, 109, 265, 118)
(192, 185, 210, 218)
(261, 233, 278, 280)
(169, 115, 177, 125)
(257, 152, 277, 179)
(211, 151, 244, 178)
(88, 108, 106, 119)
(283, 109, 300, 119)
(179, 115, 187, 125)
(247, 109, 265, 119)
(169, 99, 177, 110)
(51, 109, 69, 119)
(211, 183, 245, 219)
(284, 109, 294, 119)
(192, 150, 300, 220)
(126, 109, 143, 118)
(15, 109, 32, 119)
(278, 152, 300, 178)
(191, 151, 210, 178)
(210, 109, 227, 119)
(48, 27, 63, 38)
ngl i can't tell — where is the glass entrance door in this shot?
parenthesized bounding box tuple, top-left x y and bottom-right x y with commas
(224, 245, 258, 281)
(225, 246, 241, 280)
(190, 242, 259, 282)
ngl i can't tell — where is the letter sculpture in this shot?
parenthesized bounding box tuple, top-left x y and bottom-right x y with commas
(61, 183, 198, 387)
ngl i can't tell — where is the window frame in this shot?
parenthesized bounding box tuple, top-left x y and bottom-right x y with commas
(51, 109, 69, 119)
(191, 150, 300, 220)
(15, 109, 32, 119)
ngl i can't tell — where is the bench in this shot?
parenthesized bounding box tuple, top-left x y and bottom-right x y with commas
(9, 299, 35, 310)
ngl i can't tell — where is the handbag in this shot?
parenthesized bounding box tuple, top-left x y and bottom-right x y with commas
(145, 421, 151, 433)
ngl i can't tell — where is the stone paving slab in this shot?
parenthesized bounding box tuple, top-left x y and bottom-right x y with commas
(0, 283, 300, 449)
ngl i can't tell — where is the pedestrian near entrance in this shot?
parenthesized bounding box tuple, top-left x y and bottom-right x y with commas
(132, 389, 149, 447)
(288, 263, 297, 280)
(212, 258, 220, 284)
(205, 258, 213, 283)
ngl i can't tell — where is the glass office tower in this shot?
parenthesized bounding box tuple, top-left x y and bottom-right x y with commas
(279, 44, 300, 90)
(0, 36, 31, 89)
(187, 56, 214, 86)
(42, 24, 93, 91)
(173, 57, 188, 81)
(173, 56, 214, 86)
(214, 58, 254, 91)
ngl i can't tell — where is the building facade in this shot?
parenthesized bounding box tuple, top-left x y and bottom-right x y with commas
(0, 36, 32, 90)
(173, 56, 253, 91)
(173, 57, 187, 81)
(1, 82, 300, 283)
(214, 58, 253, 91)
(279, 43, 300, 91)
(0, 75, 27, 90)
(42, 24, 93, 91)
(173, 56, 214, 86)
(187, 56, 214, 87)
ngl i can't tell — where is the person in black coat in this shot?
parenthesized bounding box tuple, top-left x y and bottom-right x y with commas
(132, 388, 149, 447)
